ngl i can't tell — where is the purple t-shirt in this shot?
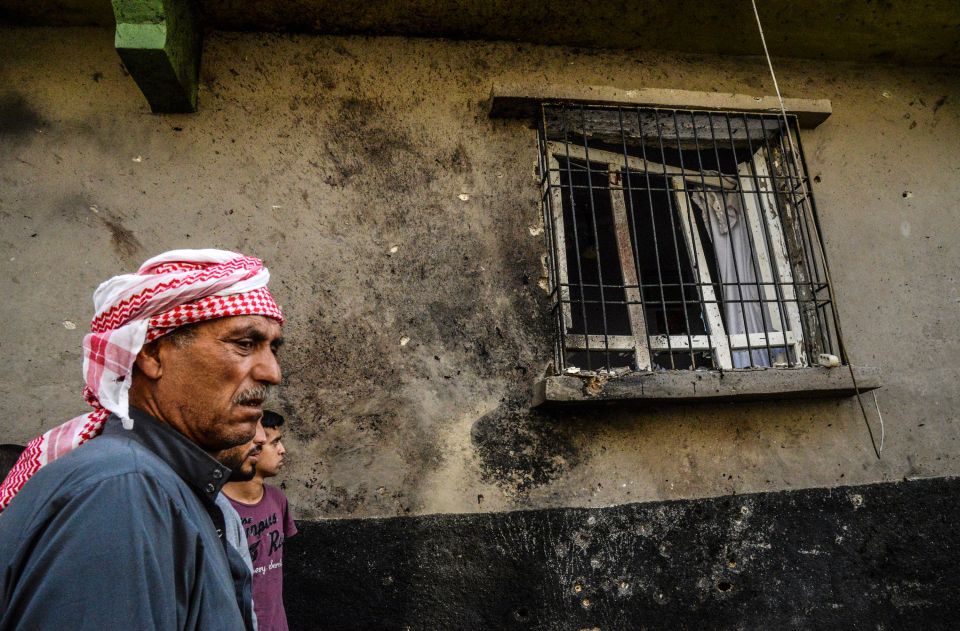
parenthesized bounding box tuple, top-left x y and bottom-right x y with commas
(229, 485, 297, 631)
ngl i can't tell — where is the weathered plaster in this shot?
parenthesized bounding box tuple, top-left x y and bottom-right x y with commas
(0, 27, 958, 521)
(2, 1, 959, 66)
(285, 477, 960, 629)
(534, 367, 882, 406)
(489, 84, 833, 128)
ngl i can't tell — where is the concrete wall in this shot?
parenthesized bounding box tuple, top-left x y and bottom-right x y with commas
(4, 0, 960, 66)
(1, 27, 959, 524)
(285, 477, 960, 629)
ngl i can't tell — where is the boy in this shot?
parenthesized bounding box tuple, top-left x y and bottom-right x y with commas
(224, 411, 297, 631)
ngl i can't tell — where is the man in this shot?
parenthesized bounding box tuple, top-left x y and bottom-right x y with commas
(0, 249, 284, 631)
(224, 410, 297, 631)
(217, 420, 267, 631)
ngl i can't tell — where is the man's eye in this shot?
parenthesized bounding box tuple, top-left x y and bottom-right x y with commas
(235, 339, 255, 350)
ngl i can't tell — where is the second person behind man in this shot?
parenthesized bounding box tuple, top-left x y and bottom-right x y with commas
(223, 410, 297, 631)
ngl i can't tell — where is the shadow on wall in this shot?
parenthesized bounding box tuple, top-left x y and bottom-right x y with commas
(0, 92, 43, 145)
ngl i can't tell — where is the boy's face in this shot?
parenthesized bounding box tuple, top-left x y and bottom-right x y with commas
(217, 420, 266, 481)
(258, 426, 287, 477)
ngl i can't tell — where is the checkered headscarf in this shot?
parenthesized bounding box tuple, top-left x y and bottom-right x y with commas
(0, 249, 284, 511)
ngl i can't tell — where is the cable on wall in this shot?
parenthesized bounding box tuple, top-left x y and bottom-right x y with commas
(750, 0, 884, 459)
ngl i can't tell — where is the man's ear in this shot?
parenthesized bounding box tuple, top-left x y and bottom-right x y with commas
(135, 340, 164, 380)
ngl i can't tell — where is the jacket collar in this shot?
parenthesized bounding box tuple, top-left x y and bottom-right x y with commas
(102, 407, 232, 502)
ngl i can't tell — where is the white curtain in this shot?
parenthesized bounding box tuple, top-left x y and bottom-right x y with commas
(689, 189, 783, 368)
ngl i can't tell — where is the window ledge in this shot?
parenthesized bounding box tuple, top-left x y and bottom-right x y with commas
(489, 83, 832, 128)
(533, 366, 880, 407)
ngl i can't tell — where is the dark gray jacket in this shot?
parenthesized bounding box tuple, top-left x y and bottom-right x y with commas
(0, 410, 253, 630)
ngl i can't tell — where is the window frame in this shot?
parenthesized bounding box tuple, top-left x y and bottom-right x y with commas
(539, 106, 824, 375)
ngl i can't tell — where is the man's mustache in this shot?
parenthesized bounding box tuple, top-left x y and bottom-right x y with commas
(233, 385, 270, 405)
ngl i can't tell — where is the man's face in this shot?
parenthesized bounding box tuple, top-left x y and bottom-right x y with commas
(218, 421, 266, 481)
(148, 315, 283, 452)
(257, 426, 287, 478)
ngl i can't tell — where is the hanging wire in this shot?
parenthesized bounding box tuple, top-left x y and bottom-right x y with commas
(750, 0, 883, 459)
(873, 390, 885, 453)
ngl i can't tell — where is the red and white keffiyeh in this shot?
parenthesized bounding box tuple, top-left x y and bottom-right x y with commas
(0, 249, 284, 512)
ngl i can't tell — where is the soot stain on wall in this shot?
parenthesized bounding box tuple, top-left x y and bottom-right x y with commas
(48, 194, 143, 259)
(0, 92, 43, 141)
(285, 476, 960, 630)
(472, 398, 582, 495)
(99, 215, 142, 258)
(324, 96, 420, 192)
(6, 29, 957, 522)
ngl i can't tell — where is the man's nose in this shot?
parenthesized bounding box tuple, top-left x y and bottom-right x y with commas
(254, 347, 282, 385)
(253, 422, 266, 446)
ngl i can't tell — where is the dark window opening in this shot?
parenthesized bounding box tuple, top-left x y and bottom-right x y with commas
(558, 158, 631, 337)
(623, 172, 709, 339)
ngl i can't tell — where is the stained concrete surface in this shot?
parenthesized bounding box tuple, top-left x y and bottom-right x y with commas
(534, 367, 882, 405)
(2, 0, 960, 66)
(285, 476, 960, 629)
(0, 28, 959, 521)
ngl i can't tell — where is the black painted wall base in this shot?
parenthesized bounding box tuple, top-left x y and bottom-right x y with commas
(285, 477, 959, 630)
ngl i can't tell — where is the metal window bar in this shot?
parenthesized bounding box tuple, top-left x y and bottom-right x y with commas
(769, 123, 832, 358)
(635, 111, 678, 369)
(561, 135, 592, 370)
(698, 111, 755, 366)
(725, 113, 771, 362)
(757, 121, 816, 365)
(745, 146, 802, 363)
(578, 105, 614, 370)
(536, 122, 567, 372)
(656, 111, 698, 369)
(687, 111, 734, 365)
(706, 111, 758, 364)
(539, 103, 841, 374)
(615, 106, 652, 371)
(728, 112, 801, 365)
(674, 110, 739, 367)
(791, 130, 840, 358)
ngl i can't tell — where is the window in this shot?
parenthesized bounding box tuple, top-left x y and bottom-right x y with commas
(537, 104, 841, 375)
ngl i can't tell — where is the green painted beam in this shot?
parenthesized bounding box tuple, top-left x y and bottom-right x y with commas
(112, 0, 201, 113)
